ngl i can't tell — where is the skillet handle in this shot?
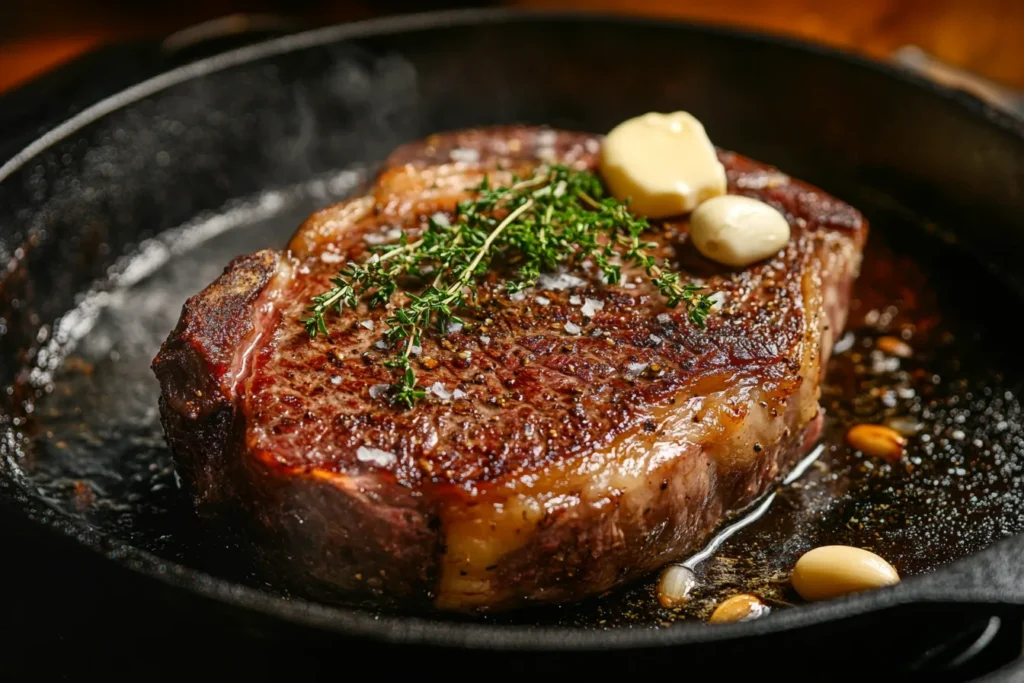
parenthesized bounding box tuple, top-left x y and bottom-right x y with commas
(891, 45, 1024, 119)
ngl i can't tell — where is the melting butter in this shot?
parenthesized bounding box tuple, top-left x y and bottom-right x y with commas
(600, 111, 726, 218)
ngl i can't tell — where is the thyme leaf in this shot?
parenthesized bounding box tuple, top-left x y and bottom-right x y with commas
(302, 164, 714, 406)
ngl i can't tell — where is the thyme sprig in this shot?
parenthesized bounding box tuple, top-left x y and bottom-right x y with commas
(301, 164, 714, 407)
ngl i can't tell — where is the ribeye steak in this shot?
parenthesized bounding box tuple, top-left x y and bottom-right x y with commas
(152, 126, 867, 611)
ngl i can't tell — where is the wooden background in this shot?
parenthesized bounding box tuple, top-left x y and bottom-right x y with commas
(2, 0, 1023, 94)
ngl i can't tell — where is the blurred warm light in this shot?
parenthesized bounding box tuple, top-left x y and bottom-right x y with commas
(1, 0, 1022, 93)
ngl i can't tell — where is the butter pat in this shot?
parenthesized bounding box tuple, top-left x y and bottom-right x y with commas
(600, 112, 726, 218)
(689, 195, 791, 268)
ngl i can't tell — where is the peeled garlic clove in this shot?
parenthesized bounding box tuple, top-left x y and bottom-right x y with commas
(876, 336, 913, 358)
(791, 545, 900, 602)
(689, 195, 791, 268)
(600, 111, 726, 218)
(657, 564, 697, 608)
(845, 423, 907, 463)
(708, 593, 770, 623)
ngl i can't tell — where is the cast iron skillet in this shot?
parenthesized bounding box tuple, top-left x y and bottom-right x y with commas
(2, 8, 1024, 678)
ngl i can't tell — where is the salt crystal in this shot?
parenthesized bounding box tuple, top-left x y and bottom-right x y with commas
(447, 322, 464, 334)
(363, 227, 403, 245)
(535, 296, 551, 306)
(429, 382, 452, 400)
(356, 446, 397, 467)
(581, 298, 604, 318)
(650, 334, 663, 345)
(480, 335, 491, 344)
(564, 322, 581, 335)
(626, 362, 648, 378)
(657, 313, 672, 324)
(569, 295, 582, 305)
(453, 389, 467, 400)
(369, 383, 390, 399)
(450, 147, 480, 163)
(536, 129, 558, 147)
(374, 340, 388, 350)
(708, 291, 727, 312)
(330, 376, 342, 386)
(537, 272, 585, 290)
(359, 320, 374, 330)
(431, 212, 450, 226)
(409, 345, 422, 356)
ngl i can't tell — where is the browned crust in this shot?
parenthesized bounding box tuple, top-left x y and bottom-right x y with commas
(151, 250, 277, 502)
(242, 135, 865, 489)
(153, 126, 867, 611)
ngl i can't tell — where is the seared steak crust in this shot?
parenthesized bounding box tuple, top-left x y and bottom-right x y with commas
(153, 126, 866, 610)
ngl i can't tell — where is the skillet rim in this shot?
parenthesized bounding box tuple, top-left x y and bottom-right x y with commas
(2, 6, 1024, 650)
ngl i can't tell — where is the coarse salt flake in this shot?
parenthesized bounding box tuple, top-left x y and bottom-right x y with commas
(626, 362, 648, 378)
(535, 296, 551, 306)
(364, 227, 403, 245)
(536, 129, 558, 147)
(708, 291, 727, 311)
(537, 272, 585, 290)
(357, 446, 397, 467)
(429, 382, 452, 400)
(581, 298, 604, 317)
(453, 389, 467, 400)
(657, 313, 672, 324)
(450, 147, 480, 163)
(359, 320, 374, 330)
(570, 295, 582, 305)
(369, 383, 390, 399)
(564, 322, 581, 335)
(447, 322, 464, 334)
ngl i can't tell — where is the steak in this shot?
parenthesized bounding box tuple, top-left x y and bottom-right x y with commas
(152, 126, 867, 611)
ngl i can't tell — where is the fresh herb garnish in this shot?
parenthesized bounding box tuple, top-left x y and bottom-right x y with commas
(302, 164, 714, 407)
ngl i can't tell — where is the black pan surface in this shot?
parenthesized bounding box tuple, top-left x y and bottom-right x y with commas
(3, 8, 1024, 669)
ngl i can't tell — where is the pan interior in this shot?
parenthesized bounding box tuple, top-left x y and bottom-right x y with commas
(2, 15, 1024, 631)
(7, 164, 1024, 628)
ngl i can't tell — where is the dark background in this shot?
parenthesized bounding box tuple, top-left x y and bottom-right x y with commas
(2, 1, 1024, 95)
